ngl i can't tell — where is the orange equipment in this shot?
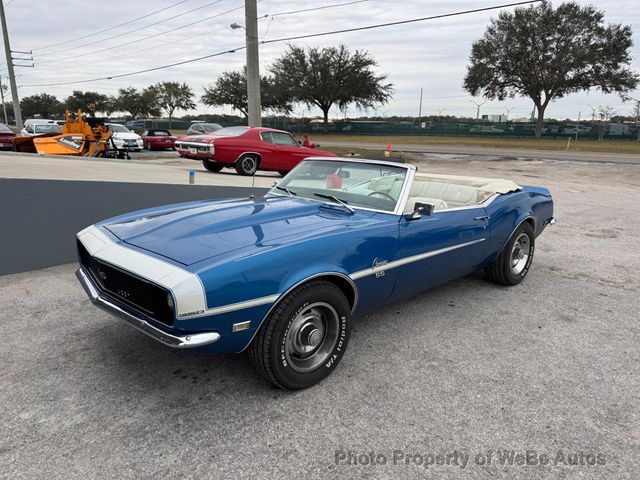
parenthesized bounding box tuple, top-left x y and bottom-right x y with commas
(31, 109, 114, 157)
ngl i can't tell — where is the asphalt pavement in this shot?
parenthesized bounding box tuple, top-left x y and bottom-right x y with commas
(1, 151, 639, 479)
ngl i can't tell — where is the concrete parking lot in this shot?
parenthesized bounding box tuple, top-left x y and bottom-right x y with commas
(1, 151, 639, 479)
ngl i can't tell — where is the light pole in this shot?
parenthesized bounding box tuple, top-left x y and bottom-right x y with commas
(470, 99, 487, 120)
(0, 0, 22, 129)
(232, 0, 262, 127)
(0, 75, 8, 124)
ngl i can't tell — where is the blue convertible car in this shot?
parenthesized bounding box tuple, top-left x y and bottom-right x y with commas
(76, 158, 554, 389)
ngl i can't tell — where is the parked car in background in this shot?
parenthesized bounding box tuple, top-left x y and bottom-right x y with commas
(187, 122, 222, 135)
(141, 129, 177, 150)
(0, 123, 15, 149)
(174, 126, 336, 176)
(126, 120, 145, 130)
(74, 157, 555, 389)
(20, 119, 62, 136)
(469, 125, 505, 133)
(106, 123, 143, 151)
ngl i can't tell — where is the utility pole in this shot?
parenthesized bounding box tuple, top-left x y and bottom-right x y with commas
(0, 75, 8, 124)
(0, 0, 22, 130)
(244, 0, 261, 127)
(575, 111, 581, 141)
(417, 87, 423, 124)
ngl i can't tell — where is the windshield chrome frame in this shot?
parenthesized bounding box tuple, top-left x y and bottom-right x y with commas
(271, 157, 417, 216)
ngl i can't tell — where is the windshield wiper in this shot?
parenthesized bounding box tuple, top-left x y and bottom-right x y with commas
(313, 193, 355, 214)
(274, 185, 297, 196)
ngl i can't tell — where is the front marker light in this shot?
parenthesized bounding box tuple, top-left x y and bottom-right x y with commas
(167, 293, 175, 312)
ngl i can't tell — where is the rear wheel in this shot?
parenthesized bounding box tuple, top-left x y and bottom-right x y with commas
(486, 222, 535, 285)
(235, 154, 259, 176)
(202, 159, 224, 172)
(249, 280, 350, 390)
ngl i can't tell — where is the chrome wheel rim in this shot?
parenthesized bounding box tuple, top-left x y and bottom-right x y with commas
(510, 233, 530, 275)
(242, 156, 256, 174)
(284, 302, 339, 373)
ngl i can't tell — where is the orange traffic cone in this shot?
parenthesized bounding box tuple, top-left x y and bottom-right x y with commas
(384, 143, 391, 157)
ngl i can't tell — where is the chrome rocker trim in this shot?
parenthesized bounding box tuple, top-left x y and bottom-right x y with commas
(76, 267, 220, 349)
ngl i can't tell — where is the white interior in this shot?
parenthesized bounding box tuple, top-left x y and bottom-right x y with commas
(403, 173, 521, 213)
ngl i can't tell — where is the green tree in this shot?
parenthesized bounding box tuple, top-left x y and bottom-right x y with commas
(65, 90, 111, 116)
(270, 44, 393, 131)
(201, 68, 292, 118)
(115, 87, 161, 118)
(464, 1, 639, 138)
(20, 93, 65, 118)
(153, 81, 196, 127)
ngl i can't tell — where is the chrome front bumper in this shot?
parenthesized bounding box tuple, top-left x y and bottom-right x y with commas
(76, 267, 220, 349)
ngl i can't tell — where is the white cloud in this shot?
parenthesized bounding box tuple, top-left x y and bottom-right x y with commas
(3, 0, 639, 119)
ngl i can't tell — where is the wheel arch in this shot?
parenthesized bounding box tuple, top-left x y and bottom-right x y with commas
(235, 151, 262, 166)
(240, 271, 358, 353)
(500, 214, 536, 254)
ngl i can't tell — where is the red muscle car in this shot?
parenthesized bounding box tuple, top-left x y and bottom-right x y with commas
(141, 129, 177, 150)
(0, 123, 16, 150)
(174, 126, 336, 176)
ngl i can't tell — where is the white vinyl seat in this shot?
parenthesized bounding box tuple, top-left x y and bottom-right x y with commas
(405, 180, 479, 212)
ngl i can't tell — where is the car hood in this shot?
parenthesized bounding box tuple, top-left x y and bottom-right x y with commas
(102, 196, 381, 266)
(112, 132, 141, 140)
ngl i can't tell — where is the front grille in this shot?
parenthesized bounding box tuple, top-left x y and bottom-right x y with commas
(77, 240, 174, 326)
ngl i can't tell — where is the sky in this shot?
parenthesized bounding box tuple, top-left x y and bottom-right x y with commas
(2, 0, 639, 121)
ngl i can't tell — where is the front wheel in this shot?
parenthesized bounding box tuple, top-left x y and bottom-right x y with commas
(202, 159, 224, 172)
(249, 280, 350, 389)
(485, 222, 535, 285)
(235, 154, 259, 176)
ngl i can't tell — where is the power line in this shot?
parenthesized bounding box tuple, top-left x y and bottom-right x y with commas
(260, 0, 541, 45)
(33, 0, 193, 51)
(34, 2, 246, 65)
(21, 46, 246, 87)
(268, 0, 372, 18)
(20, 0, 542, 88)
(38, 0, 228, 58)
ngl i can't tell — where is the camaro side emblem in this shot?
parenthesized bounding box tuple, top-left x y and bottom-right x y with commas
(372, 258, 388, 278)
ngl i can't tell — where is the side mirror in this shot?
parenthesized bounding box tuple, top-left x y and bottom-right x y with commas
(406, 202, 433, 220)
(297, 140, 303, 145)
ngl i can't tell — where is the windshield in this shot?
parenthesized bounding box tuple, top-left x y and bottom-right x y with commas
(272, 159, 408, 213)
(34, 124, 61, 134)
(109, 124, 130, 133)
(202, 123, 223, 132)
(209, 126, 248, 136)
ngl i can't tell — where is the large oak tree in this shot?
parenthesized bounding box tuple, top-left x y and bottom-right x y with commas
(65, 90, 115, 116)
(201, 68, 292, 117)
(115, 87, 161, 118)
(20, 93, 64, 119)
(153, 81, 196, 127)
(270, 44, 393, 131)
(464, 1, 639, 137)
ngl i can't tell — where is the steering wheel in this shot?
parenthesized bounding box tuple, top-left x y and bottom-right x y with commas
(368, 191, 396, 202)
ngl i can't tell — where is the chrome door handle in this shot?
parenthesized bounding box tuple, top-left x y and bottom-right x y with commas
(474, 215, 490, 221)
